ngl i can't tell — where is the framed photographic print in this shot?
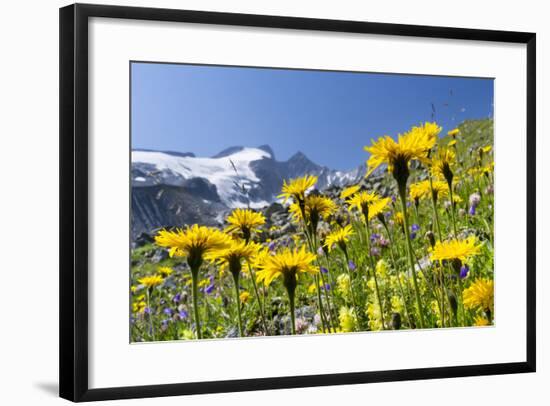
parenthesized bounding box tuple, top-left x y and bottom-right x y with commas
(59, 3, 536, 402)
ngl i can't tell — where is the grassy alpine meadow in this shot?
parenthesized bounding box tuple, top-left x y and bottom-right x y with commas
(130, 119, 494, 341)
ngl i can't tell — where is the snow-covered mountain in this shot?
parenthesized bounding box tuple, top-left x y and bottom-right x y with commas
(131, 145, 367, 237)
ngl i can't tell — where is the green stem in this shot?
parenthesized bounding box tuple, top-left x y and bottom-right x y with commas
(448, 183, 459, 238)
(191, 270, 202, 339)
(233, 274, 244, 337)
(398, 185, 426, 329)
(146, 288, 155, 341)
(364, 221, 386, 330)
(288, 288, 296, 335)
(429, 176, 443, 241)
(382, 222, 413, 328)
(247, 263, 269, 335)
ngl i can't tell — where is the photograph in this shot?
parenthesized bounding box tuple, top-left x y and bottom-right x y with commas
(129, 62, 495, 342)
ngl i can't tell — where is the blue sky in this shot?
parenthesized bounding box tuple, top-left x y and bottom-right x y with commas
(131, 62, 493, 171)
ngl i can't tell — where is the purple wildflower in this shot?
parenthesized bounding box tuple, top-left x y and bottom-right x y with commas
(371, 247, 381, 257)
(348, 260, 356, 271)
(173, 293, 181, 303)
(163, 308, 172, 316)
(460, 265, 470, 279)
(468, 205, 476, 216)
(178, 310, 188, 319)
(268, 241, 277, 251)
(320, 267, 329, 274)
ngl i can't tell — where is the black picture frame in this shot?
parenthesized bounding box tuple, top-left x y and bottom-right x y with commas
(59, 3, 536, 402)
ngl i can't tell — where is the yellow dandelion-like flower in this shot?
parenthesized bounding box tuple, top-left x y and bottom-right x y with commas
(137, 274, 164, 289)
(324, 224, 354, 252)
(448, 139, 457, 147)
(338, 306, 357, 332)
(364, 122, 439, 179)
(205, 239, 260, 277)
(409, 180, 449, 202)
(463, 278, 494, 312)
(481, 145, 492, 154)
(157, 266, 173, 277)
(447, 128, 460, 138)
(393, 211, 404, 226)
(239, 291, 251, 303)
(155, 225, 231, 269)
(431, 237, 482, 263)
(289, 195, 336, 226)
(224, 208, 266, 240)
(340, 184, 361, 200)
(278, 175, 318, 204)
(255, 245, 317, 288)
(431, 147, 456, 184)
(347, 191, 390, 221)
(473, 315, 491, 326)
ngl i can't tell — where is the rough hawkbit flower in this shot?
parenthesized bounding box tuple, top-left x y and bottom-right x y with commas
(348, 260, 357, 271)
(320, 266, 329, 274)
(460, 265, 470, 279)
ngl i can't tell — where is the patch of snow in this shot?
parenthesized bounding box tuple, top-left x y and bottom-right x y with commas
(132, 147, 270, 208)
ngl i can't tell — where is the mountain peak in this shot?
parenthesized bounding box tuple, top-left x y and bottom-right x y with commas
(212, 146, 245, 158)
(257, 144, 275, 159)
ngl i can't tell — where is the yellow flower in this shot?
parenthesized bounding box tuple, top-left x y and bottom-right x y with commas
(473, 315, 490, 326)
(205, 239, 260, 277)
(367, 302, 383, 331)
(463, 279, 494, 312)
(137, 274, 164, 289)
(431, 237, 482, 263)
(338, 306, 357, 332)
(347, 191, 390, 221)
(225, 208, 266, 240)
(157, 266, 173, 277)
(431, 147, 456, 185)
(278, 175, 318, 204)
(364, 122, 439, 178)
(155, 225, 231, 269)
(336, 273, 351, 299)
(289, 195, 336, 226)
(256, 246, 317, 287)
(340, 184, 361, 200)
(239, 291, 251, 303)
(324, 224, 354, 252)
(410, 180, 449, 201)
(393, 211, 404, 226)
(447, 128, 460, 138)
(391, 295, 404, 314)
(448, 139, 457, 147)
(375, 259, 389, 278)
(481, 145, 492, 154)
